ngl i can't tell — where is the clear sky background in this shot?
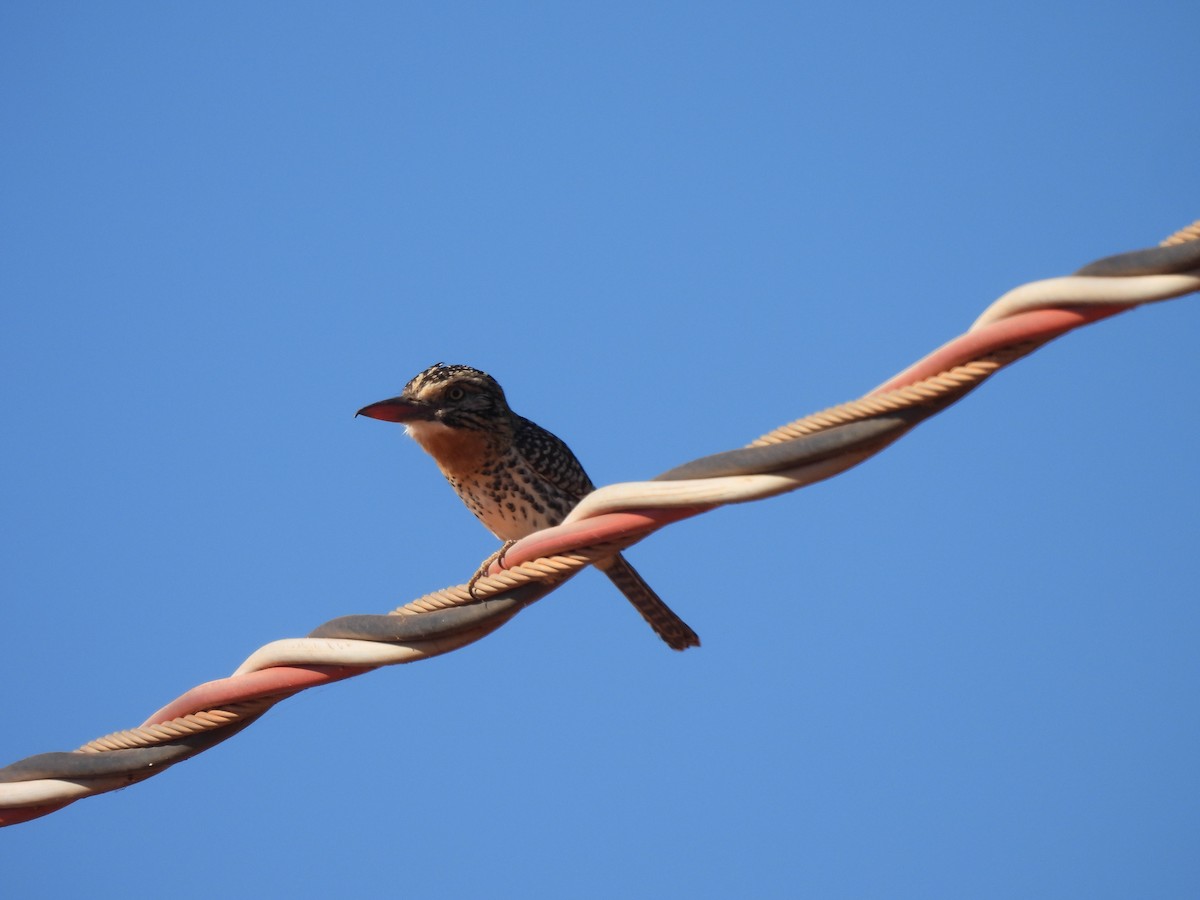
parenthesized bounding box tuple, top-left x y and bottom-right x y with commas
(2, 3, 1197, 897)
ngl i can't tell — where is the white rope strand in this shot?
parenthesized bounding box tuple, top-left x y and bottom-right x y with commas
(232, 630, 496, 676)
(970, 270, 1200, 330)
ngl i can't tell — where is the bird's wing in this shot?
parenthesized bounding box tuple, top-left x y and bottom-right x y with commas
(513, 415, 595, 504)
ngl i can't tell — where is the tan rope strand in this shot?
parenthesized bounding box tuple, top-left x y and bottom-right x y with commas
(1162, 221, 1200, 246)
(78, 696, 281, 753)
(749, 344, 1033, 447)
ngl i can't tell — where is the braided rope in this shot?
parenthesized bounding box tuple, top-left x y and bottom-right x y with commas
(2, 221, 1197, 828)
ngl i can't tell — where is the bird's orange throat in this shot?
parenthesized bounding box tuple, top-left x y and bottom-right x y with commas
(405, 419, 491, 478)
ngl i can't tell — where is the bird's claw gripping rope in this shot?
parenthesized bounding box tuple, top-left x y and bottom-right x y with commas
(2, 221, 1198, 827)
(467, 540, 520, 600)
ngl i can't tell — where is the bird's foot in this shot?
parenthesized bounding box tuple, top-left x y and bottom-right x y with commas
(467, 540, 519, 601)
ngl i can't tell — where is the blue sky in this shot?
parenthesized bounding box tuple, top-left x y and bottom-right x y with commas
(2, 2, 1197, 896)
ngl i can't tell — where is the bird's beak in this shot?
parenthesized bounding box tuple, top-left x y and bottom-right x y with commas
(355, 396, 431, 422)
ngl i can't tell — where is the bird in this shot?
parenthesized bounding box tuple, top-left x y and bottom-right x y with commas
(357, 363, 700, 651)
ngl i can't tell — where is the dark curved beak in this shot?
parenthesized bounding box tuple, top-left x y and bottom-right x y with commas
(355, 396, 431, 423)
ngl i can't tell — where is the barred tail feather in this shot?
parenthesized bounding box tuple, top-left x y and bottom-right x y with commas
(596, 554, 700, 651)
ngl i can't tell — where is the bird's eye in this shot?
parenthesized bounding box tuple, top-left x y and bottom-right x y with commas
(446, 386, 466, 401)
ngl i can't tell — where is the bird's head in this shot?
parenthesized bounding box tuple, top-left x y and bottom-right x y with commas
(356, 363, 513, 433)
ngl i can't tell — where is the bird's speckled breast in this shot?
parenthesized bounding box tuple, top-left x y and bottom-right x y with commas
(448, 450, 574, 541)
(406, 419, 573, 540)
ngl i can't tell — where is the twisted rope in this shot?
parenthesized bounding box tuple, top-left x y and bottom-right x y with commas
(2, 221, 1197, 827)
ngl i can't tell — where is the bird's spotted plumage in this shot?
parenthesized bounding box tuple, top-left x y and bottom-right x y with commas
(358, 363, 700, 650)
(391, 363, 588, 539)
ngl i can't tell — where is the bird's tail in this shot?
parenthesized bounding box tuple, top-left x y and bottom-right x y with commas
(595, 553, 700, 651)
